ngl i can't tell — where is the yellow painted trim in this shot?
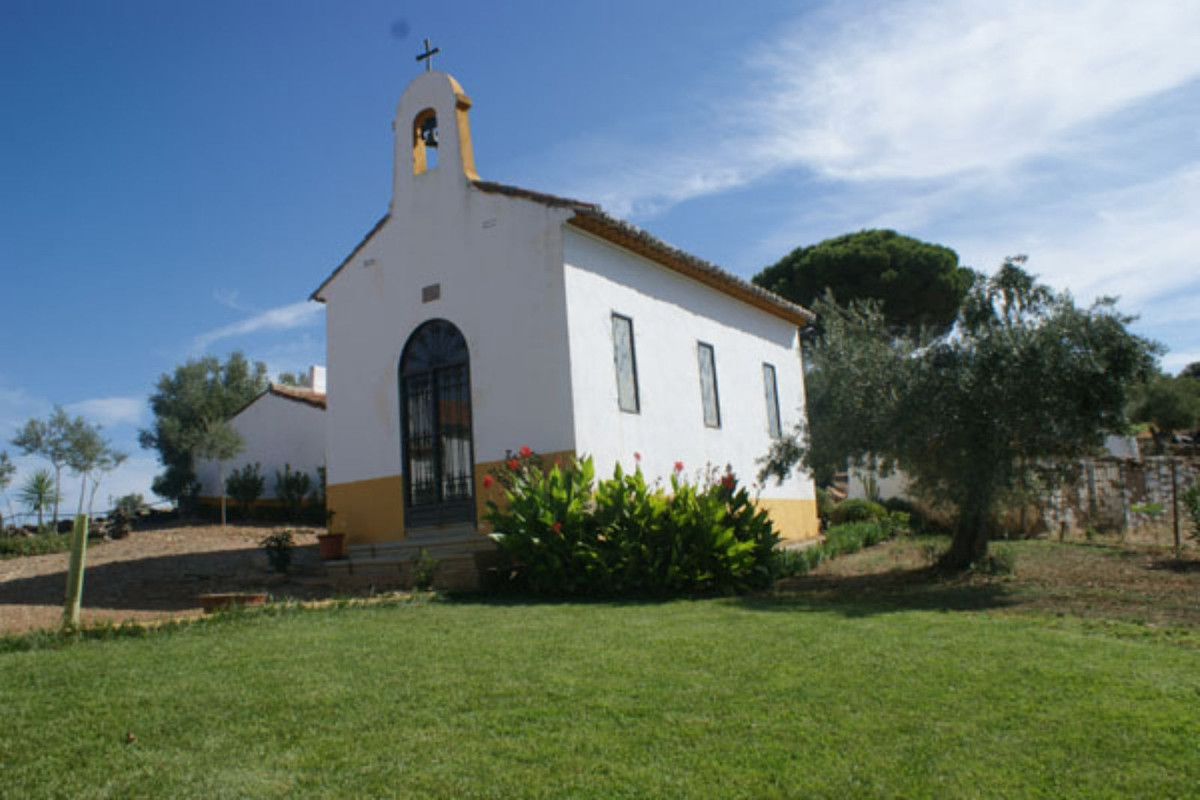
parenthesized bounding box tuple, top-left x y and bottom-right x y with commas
(755, 498, 821, 542)
(453, 92, 479, 181)
(327, 475, 405, 544)
(328, 458, 817, 547)
(409, 89, 478, 181)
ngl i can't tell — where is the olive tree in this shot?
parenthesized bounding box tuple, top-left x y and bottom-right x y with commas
(762, 258, 1158, 571)
(193, 417, 243, 527)
(139, 352, 267, 507)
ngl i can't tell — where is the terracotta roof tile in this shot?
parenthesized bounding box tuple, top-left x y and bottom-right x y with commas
(309, 180, 814, 326)
(470, 180, 814, 326)
(267, 384, 327, 409)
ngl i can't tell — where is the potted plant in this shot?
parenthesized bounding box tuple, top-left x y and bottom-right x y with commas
(317, 510, 345, 560)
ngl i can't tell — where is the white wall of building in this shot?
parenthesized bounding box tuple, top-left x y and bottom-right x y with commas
(195, 392, 325, 498)
(562, 228, 815, 502)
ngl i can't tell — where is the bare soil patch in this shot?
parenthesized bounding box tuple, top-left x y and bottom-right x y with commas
(0, 524, 330, 634)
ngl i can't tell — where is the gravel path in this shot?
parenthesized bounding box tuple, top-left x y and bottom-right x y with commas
(0, 524, 324, 634)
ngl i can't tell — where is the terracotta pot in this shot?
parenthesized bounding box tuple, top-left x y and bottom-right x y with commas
(317, 532, 346, 560)
(198, 592, 268, 614)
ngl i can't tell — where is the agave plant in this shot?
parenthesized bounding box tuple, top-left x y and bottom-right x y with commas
(19, 469, 60, 532)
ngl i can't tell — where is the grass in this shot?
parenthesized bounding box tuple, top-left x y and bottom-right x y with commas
(1, 539, 1198, 797)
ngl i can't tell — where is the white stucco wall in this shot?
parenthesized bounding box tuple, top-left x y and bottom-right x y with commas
(195, 392, 325, 498)
(321, 72, 578, 489)
(848, 467, 911, 501)
(562, 228, 815, 503)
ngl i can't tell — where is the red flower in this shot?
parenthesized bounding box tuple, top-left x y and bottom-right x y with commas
(721, 474, 735, 490)
(634, 451, 642, 462)
(673, 461, 684, 473)
(507, 459, 519, 470)
(552, 521, 563, 533)
(483, 475, 494, 489)
(519, 446, 532, 458)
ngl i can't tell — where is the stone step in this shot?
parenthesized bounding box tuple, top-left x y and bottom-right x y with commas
(325, 529, 499, 592)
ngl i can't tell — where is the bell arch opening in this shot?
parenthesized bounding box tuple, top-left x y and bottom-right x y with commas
(412, 107, 439, 174)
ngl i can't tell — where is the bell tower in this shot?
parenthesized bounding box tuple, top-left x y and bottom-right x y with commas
(391, 69, 480, 208)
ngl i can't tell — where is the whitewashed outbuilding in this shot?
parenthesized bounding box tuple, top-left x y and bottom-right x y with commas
(311, 70, 818, 547)
(195, 367, 326, 503)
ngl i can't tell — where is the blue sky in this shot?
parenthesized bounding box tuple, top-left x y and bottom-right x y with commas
(2, 0, 1198, 518)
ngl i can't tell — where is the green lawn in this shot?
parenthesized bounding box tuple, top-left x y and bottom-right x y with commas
(3, 571, 1198, 798)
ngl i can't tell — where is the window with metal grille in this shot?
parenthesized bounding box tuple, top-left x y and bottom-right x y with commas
(697, 342, 721, 428)
(763, 363, 782, 438)
(611, 313, 640, 413)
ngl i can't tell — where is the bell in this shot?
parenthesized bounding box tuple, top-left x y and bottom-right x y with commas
(420, 116, 439, 148)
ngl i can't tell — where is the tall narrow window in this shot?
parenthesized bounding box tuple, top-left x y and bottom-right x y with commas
(763, 363, 782, 438)
(697, 342, 721, 428)
(611, 313, 640, 413)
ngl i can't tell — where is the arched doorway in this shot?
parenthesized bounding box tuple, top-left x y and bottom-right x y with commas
(399, 319, 475, 528)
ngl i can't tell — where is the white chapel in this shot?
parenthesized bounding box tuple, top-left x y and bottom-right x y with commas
(311, 69, 819, 547)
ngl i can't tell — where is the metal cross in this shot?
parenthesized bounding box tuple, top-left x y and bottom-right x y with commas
(416, 38, 440, 72)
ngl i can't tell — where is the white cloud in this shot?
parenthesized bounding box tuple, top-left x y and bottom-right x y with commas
(562, 1, 1200, 218)
(66, 396, 147, 428)
(192, 300, 323, 352)
(950, 165, 1200, 311)
(750, 0, 1200, 182)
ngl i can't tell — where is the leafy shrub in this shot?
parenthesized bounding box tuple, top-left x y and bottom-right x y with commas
(485, 451, 779, 596)
(303, 465, 327, 526)
(226, 464, 264, 520)
(970, 545, 1017, 576)
(260, 530, 294, 573)
(114, 493, 145, 517)
(823, 521, 885, 556)
(815, 487, 835, 528)
(881, 497, 947, 535)
(0, 530, 76, 559)
(771, 514, 908, 578)
(772, 545, 824, 578)
(829, 498, 886, 525)
(274, 465, 311, 523)
(1183, 479, 1200, 542)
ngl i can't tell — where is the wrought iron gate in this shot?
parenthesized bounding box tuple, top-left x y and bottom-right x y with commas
(399, 320, 475, 528)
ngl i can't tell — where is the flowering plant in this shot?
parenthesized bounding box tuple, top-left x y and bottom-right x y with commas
(485, 451, 779, 596)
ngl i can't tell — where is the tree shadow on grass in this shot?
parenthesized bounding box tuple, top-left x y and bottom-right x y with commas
(0, 545, 324, 613)
(739, 567, 1020, 618)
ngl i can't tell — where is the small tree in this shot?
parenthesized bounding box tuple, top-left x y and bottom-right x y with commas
(226, 463, 265, 520)
(64, 418, 126, 522)
(86, 448, 127, 521)
(192, 418, 244, 527)
(762, 258, 1157, 571)
(0, 451, 15, 528)
(12, 407, 77, 528)
(18, 469, 59, 532)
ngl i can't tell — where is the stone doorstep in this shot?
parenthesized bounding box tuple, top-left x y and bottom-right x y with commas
(324, 529, 498, 592)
